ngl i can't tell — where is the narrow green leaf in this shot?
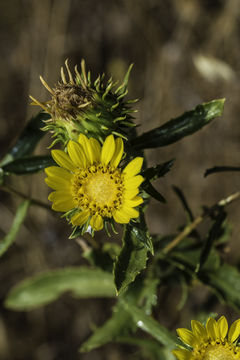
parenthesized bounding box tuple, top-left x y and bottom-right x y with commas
(80, 303, 134, 352)
(122, 302, 178, 349)
(2, 155, 55, 175)
(0, 200, 30, 257)
(142, 159, 175, 181)
(5, 267, 115, 311)
(131, 99, 225, 150)
(204, 165, 240, 177)
(0, 112, 50, 166)
(196, 208, 226, 272)
(142, 181, 166, 203)
(172, 186, 194, 222)
(201, 264, 240, 309)
(114, 221, 151, 295)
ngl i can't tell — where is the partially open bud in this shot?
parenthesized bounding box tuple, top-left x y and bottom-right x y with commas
(30, 59, 137, 147)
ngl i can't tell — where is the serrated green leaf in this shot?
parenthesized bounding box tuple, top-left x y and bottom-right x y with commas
(122, 302, 178, 349)
(0, 112, 50, 166)
(2, 155, 55, 175)
(204, 165, 240, 177)
(142, 159, 175, 181)
(80, 303, 134, 352)
(5, 267, 115, 311)
(114, 221, 151, 295)
(131, 99, 225, 150)
(201, 264, 240, 309)
(0, 200, 30, 257)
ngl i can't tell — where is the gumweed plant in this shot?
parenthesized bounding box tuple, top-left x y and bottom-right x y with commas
(1, 59, 240, 359)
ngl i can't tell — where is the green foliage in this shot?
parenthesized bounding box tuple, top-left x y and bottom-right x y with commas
(5, 267, 115, 311)
(114, 214, 152, 295)
(201, 264, 240, 310)
(121, 302, 178, 349)
(2, 155, 55, 175)
(0, 112, 49, 167)
(205, 165, 240, 177)
(0, 200, 30, 257)
(142, 160, 175, 181)
(131, 99, 225, 150)
(80, 302, 134, 352)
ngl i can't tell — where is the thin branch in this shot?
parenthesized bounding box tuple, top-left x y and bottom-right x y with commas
(0, 185, 51, 211)
(163, 191, 240, 254)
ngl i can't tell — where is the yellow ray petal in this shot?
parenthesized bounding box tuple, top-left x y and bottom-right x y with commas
(90, 214, 103, 231)
(172, 349, 191, 360)
(45, 166, 72, 180)
(123, 157, 143, 179)
(48, 190, 72, 202)
(71, 210, 90, 226)
(67, 140, 87, 168)
(113, 210, 130, 224)
(101, 135, 115, 165)
(89, 138, 101, 162)
(78, 134, 94, 164)
(45, 177, 70, 190)
(176, 328, 197, 347)
(124, 175, 144, 189)
(191, 320, 207, 340)
(124, 196, 143, 208)
(228, 319, 240, 343)
(51, 149, 75, 171)
(49, 191, 75, 212)
(124, 187, 140, 200)
(206, 318, 218, 340)
(217, 316, 228, 339)
(120, 205, 139, 219)
(110, 137, 124, 167)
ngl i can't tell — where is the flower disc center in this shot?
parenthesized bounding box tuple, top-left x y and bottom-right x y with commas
(200, 345, 238, 360)
(71, 165, 124, 217)
(84, 173, 117, 206)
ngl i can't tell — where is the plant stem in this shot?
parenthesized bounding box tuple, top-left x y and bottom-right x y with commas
(163, 190, 240, 254)
(0, 185, 51, 211)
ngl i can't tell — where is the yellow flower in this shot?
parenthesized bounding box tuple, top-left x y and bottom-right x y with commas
(45, 134, 144, 232)
(173, 316, 240, 360)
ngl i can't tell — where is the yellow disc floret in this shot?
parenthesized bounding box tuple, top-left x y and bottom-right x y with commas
(45, 134, 144, 232)
(173, 316, 240, 360)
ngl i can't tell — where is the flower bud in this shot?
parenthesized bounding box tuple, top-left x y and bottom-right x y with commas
(30, 59, 137, 147)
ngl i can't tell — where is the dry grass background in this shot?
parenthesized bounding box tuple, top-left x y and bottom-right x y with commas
(0, 0, 240, 359)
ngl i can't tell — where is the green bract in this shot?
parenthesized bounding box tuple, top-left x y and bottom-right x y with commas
(30, 60, 137, 147)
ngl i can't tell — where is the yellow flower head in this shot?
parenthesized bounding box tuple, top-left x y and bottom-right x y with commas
(45, 134, 144, 233)
(173, 316, 240, 360)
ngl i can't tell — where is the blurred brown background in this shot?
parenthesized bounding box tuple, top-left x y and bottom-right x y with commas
(0, 0, 240, 359)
